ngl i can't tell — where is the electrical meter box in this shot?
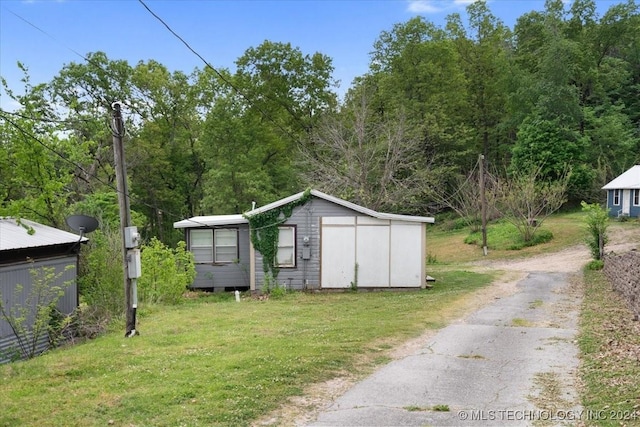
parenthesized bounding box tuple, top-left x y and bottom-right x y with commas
(124, 226, 140, 248)
(302, 247, 311, 260)
(127, 249, 142, 278)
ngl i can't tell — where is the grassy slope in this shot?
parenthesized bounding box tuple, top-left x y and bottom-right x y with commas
(0, 271, 492, 427)
(579, 270, 640, 426)
(427, 211, 586, 265)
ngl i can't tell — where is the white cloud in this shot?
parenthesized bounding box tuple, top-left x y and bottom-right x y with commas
(407, 0, 475, 14)
(407, 1, 443, 13)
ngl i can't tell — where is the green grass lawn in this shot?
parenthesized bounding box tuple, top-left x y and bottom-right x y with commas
(0, 271, 492, 427)
(579, 269, 640, 426)
(427, 210, 586, 265)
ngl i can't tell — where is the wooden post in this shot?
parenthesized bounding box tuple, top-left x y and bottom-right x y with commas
(479, 154, 488, 256)
(111, 102, 136, 336)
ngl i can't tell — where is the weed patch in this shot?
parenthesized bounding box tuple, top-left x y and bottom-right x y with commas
(511, 318, 532, 327)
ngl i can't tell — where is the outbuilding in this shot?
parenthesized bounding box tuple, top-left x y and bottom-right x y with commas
(602, 165, 640, 218)
(0, 218, 85, 363)
(174, 189, 435, 292)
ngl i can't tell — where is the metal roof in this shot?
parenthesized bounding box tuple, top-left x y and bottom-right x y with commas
(173, 189, 435, 229)
(602, 165, 640, 190)
(173, 214, 248, 229)
(0, 218, 87, 251)
(245, 189, 435, 223)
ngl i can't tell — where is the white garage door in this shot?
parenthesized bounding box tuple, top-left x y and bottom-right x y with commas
(390, 222, 423, 286)
(320, 217, 356, 288)
(321, 217, 424, 288)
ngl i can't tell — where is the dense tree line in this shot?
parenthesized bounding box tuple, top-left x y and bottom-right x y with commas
(1, 0, 639, 247)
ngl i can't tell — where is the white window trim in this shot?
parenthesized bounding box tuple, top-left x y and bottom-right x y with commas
(634, 189, 640, 207)
(613, 189, 621, 206)
(214, 228, 239, 264)
(190, 229, 213, 264)
(276, 226, 296, 268)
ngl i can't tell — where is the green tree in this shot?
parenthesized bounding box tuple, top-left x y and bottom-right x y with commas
(496, 167, 570, 243)
(446, 1, 514, 164)
(234, 40, 338, 135)
(199, 41, 338, 213)
(200, 95, 291, 214)
(0, 69, 77, 227)
(510, 112, 592, 200)
(77, 227, 125, 320)
(128, 61, 205, 244)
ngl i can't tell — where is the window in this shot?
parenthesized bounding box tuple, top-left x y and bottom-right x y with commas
(190, 229, 213, 263)
(634, 189, 640, 206)
(613, 189, 620, 205)
(276, 226, 296, 267)
(214, 229, 238, 263)
(189, 228, 238, 264)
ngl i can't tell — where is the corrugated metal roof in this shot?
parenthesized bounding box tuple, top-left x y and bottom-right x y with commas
(602, 165, 640, 190)
(0, 218, 87, 251)
(173, 189, 435, 229)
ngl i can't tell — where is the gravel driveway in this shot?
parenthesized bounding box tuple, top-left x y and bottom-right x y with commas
(307, 267, 583, 426)
(255, 225, 639, 426)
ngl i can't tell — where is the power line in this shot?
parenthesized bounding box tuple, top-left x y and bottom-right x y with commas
(2, 3, 308, 231)
(136, 0, 311, 142)
(0, 110, 215, 230)
(1, 108, 305, 233)
(3, 6, 89, 66)
(2, 5, 149, 115)
(0, 109, 94, 126)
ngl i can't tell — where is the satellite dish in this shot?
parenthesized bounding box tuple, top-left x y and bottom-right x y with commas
(66, 215, 99, 234)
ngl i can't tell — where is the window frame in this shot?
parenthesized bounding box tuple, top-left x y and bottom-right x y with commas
(214, 228, 239, 264)
(613, 189, 621, 206)
(189, 229, 213, 264)
(634, 189, 640, 206)
(275, 225, 296, 268)
(189, 228, 239, 264)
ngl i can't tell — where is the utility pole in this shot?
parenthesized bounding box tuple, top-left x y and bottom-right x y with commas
(112, 102, 141, 337)
(479, 154, 488, 256)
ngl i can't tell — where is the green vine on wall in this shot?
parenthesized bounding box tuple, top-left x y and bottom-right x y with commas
(244, 189, 312, 279)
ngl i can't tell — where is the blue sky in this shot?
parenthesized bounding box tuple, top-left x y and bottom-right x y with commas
(0, 0, 625, 110)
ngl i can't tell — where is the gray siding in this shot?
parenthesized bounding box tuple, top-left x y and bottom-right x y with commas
(0, 330, 49, 364)
(0, 256, 78, 363)
(254, 196, 365, 291)
(191, 225, 251, 290)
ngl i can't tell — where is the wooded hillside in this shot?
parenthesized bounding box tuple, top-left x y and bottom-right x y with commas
(1, 0, 638, 246)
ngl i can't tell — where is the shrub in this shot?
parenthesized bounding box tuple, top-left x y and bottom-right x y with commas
(78, 228, 125, 318)
(507, 229, 554, 250)
(465, 221, 553, 250)
(581, 201, 609, 260)
(138, 239, 196, 304)
(586, 259, 604, 270)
